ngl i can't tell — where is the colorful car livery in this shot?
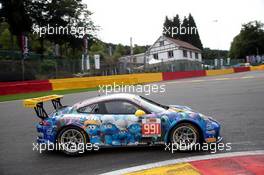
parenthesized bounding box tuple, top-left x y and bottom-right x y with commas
(23, 93, 222, 155)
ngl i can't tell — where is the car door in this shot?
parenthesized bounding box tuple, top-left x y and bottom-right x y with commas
(99, 99, 143, 146)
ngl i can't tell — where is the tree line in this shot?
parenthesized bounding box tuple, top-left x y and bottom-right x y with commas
(229, 21, 264, 59)
(0, 1, 263, 62)
(163, 14, 203, 50)
(0, 0, 148, 63)
(0, 0, 95, 56)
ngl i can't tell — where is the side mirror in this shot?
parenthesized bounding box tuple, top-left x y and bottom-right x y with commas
(135, 109, 146, 117)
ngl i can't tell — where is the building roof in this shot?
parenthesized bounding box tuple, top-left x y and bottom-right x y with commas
(166, 37, 201, 52)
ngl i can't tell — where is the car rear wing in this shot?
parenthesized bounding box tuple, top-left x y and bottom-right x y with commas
(23, 95, 63, 120)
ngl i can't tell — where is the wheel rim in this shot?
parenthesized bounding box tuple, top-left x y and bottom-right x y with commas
(60, 129, 84, 153)
(172, 125, 198, 150)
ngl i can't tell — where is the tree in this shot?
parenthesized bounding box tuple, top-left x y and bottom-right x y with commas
(133, 44, 148, 54)
(90, 40, 105, 55)
(19, 0, 97, 57)
(162, 14, 203, 50)
(188, 14, 203, 50)
(0, 0, 32, 51)
(0, 0, 32, 35)
(202, 48, 228, 60)
(180, 16, 189, 42)
(229, 21, 264, 59)
(0, 0, 96, 58)
(163, 16, 172, 38)
(171, 14, 181, 39)
(0, 28, 12, 49)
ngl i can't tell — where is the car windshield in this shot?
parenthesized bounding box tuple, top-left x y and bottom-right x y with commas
(139, 96, 168, 113)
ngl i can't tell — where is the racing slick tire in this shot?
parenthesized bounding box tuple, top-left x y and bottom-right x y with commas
(169, 123, 201, 151)
(57, 126, 88, 155)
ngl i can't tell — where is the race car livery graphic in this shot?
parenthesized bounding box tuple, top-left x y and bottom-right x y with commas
(23, 93, 222, 155)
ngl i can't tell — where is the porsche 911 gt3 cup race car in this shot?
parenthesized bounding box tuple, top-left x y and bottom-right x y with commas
(23, 93, 222, 155)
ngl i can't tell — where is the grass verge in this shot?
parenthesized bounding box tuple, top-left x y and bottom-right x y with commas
(0, 87, 98, 102)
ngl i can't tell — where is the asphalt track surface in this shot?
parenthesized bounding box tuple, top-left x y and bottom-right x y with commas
(0, 71, 264, 175)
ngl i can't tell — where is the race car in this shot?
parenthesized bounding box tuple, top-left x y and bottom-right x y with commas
(23, 93, 222, 155)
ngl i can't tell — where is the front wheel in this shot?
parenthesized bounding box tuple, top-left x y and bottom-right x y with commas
(170, 123, 200, 151)
(57, 126, 87, 155)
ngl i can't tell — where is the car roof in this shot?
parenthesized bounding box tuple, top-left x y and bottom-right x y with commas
(72, 93, 140, 109)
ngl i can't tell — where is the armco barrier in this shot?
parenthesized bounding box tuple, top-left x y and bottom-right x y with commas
(233, 67, 250, 73)
(0, 80, 52, 95)
(206, 69, 234, 76)
(49, 73, 163, 91)
(162, 70, 206, 81)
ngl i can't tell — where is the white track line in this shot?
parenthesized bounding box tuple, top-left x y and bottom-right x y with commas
(100, 150, 264, 175)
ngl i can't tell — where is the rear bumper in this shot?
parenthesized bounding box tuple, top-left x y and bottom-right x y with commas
(36, 123, 57, 144)
(204, 118, 222, 143)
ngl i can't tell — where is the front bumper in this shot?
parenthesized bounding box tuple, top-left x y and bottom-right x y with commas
(204, 118, 222, 143)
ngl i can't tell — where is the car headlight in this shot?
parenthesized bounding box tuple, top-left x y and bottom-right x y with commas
(206, 120, 214, 130)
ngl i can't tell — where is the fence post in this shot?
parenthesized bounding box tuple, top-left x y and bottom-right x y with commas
(21, 59, 25, 81)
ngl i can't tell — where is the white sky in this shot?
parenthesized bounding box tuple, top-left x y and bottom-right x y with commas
(84, 0, 264, 50)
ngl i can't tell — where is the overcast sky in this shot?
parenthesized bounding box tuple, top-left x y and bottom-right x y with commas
(84, 0, 264, 50)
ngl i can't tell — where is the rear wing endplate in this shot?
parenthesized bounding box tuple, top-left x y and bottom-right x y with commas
(23, 95, 63, 120)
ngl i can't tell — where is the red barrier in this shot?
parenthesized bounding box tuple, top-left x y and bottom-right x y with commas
(233, 67, 250, 73)
(0, 80, 52, 95)
(162, 70, 206, 81)
(0, 80, 49, 85)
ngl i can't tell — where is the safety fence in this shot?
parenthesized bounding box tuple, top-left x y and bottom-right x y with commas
(0, 65, 263, 95)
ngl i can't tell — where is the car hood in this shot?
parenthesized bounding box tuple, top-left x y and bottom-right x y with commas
(168, 105, 193, 112)
(166, 105, 210, 121)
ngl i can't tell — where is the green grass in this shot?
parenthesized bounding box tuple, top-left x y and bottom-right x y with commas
(0, 87, 98, 102)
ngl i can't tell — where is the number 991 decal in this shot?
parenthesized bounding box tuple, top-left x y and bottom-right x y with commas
(142, 118, 161, 137)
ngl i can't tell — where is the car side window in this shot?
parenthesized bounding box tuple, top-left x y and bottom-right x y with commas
(78, 103, 100, 114)
(104, 100, 139, 114)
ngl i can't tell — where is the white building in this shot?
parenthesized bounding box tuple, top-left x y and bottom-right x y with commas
(119, 36, 202, 65)
(146, 36, 202, 64)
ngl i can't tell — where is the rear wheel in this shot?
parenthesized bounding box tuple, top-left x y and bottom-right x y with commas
(57, 126, 87, 155)
(170, 123, 200, 151)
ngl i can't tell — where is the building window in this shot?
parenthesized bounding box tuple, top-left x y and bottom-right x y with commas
(190, 51, 192, 58)
(183, 50, 188, 57)
(168, 50, 174, 58)
(195, 53, 199, 59)
(159, 41, 164, 46)
(153, 53, 159, 60)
